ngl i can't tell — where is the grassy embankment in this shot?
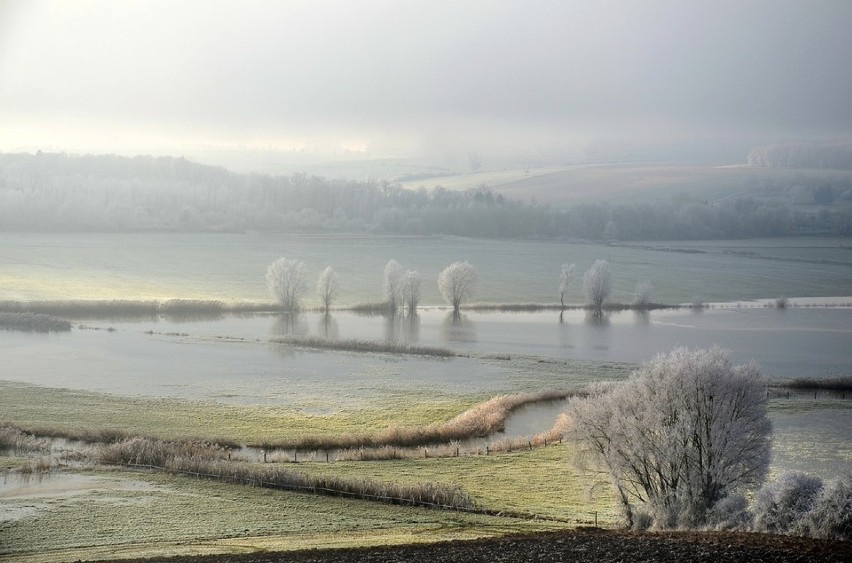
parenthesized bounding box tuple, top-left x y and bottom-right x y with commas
(0, 381, 483, 445)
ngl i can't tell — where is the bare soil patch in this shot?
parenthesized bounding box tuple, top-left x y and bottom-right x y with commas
(93, 528, 851, 563)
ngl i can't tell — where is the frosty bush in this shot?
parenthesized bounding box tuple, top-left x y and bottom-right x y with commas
(705, 493, 752, 531)
(753, 472, 823, 535)
(754, 472, 852, 540)
(803, 474, 852, 540)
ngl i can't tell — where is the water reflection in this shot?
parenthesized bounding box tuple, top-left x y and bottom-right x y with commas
(441, 311, 477, 343)
(318, 313, 339, 339)
(270, 313, 308, 337)
(404, 312, 420, 343)
(634, 310, 650, 325)
(162, 312, 224, 323)
(584, 310, 610, 327)
(558, 316, 573, 348)
(582, 310, 611, 351)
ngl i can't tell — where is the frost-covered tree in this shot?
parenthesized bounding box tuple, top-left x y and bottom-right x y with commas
(266, 257, 307, 311)
(316, 266, 339, 313)
(583, 259, 612, 312)
(438, 261, 478, 315)
(383, 259, 405, 314)
(402, 270, 421, 314)
(633, 280, 653, 307)
(565, 347, 771, 529)
(559, 263, 575, 309)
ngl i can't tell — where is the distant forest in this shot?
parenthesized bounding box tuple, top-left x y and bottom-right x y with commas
(0, 152, 850, 239)
(748, 142, 852, 170)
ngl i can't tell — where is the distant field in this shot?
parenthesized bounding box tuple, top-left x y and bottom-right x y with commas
(402, 162, 852, 207)
(1, 233, 850, 305)
(398, 166, 573, 193)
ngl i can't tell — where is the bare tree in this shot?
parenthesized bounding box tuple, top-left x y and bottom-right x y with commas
(438, 261, 478, 315)
(402, 270, 421, 315)
(583, 259, 612, 312)
(565, 347, 771, 529)
(316, 266, 339, 313)
(266, 257, 307, 311)
(559, 263, 576, 309)
(633, 280, 653, 307)
(383, 259, 405, 314)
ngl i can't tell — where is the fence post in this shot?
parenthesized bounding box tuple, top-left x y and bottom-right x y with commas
(294, 450, 298, 463)
(424, 448, 427, 458)
(528, 441, 532, 450)
(326, 451, 330, 463)
(486, 445, 489, 455)
(262, 450, 267, 463)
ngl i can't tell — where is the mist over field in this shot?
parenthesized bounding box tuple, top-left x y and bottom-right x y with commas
(2, 0, 852, 168)
(2, 2, 852, 561)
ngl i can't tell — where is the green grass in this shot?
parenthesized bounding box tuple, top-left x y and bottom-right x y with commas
(295, 444, 620, 524)
(0, 468, 560, 562)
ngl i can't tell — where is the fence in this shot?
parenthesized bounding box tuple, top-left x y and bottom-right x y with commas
(119, 462, 587, 525)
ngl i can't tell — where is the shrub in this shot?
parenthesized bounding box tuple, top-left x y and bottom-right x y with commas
(705, 493, 752, 531)
(753, 472, 824, 535)
(802, 474, 852, 540)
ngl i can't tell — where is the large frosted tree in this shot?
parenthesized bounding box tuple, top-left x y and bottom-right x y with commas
(383, 259, 405, 314)
(266, 257, 307, 311)
(438, 261, 478, 315)
(565, 347, 771, 529)
(583, 259, 612, 312)
(316, 266, 339, 313)
(402, 270, 421, 314)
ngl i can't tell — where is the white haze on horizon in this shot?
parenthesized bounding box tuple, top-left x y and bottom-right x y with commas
(1, 0, 851, 165)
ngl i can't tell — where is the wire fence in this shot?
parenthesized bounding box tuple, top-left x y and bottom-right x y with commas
(119, 462, 586, 525)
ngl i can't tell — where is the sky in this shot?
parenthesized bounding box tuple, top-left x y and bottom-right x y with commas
(1, 0, 851, 161)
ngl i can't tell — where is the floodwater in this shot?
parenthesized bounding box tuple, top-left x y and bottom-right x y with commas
(1, 307, 848, 406)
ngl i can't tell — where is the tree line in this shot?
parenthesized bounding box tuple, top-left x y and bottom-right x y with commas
(748, 141, 852, 170)
(1, 151, 849, 238)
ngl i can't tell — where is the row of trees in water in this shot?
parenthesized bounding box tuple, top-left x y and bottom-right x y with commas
(1, 151, 850, 238)
(266, 256, 647, 314)
(266, 258, 479, 315)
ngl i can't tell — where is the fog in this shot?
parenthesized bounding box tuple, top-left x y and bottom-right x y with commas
(2, 0, 851, 165)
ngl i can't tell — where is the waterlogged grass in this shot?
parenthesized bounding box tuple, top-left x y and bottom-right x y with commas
(0, 381, 485, 444)
(0, 469, 559, 562)
(296, 444, 620, 525)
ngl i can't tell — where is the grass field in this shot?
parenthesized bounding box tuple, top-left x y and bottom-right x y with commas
(295, 444, 619, 523)
(0, 468, 562, 562)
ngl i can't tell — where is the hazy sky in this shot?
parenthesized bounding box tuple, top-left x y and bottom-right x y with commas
(1, 0, 851, 158)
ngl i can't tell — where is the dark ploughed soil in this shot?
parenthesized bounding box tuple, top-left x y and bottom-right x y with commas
(93, 528, 852, 563)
